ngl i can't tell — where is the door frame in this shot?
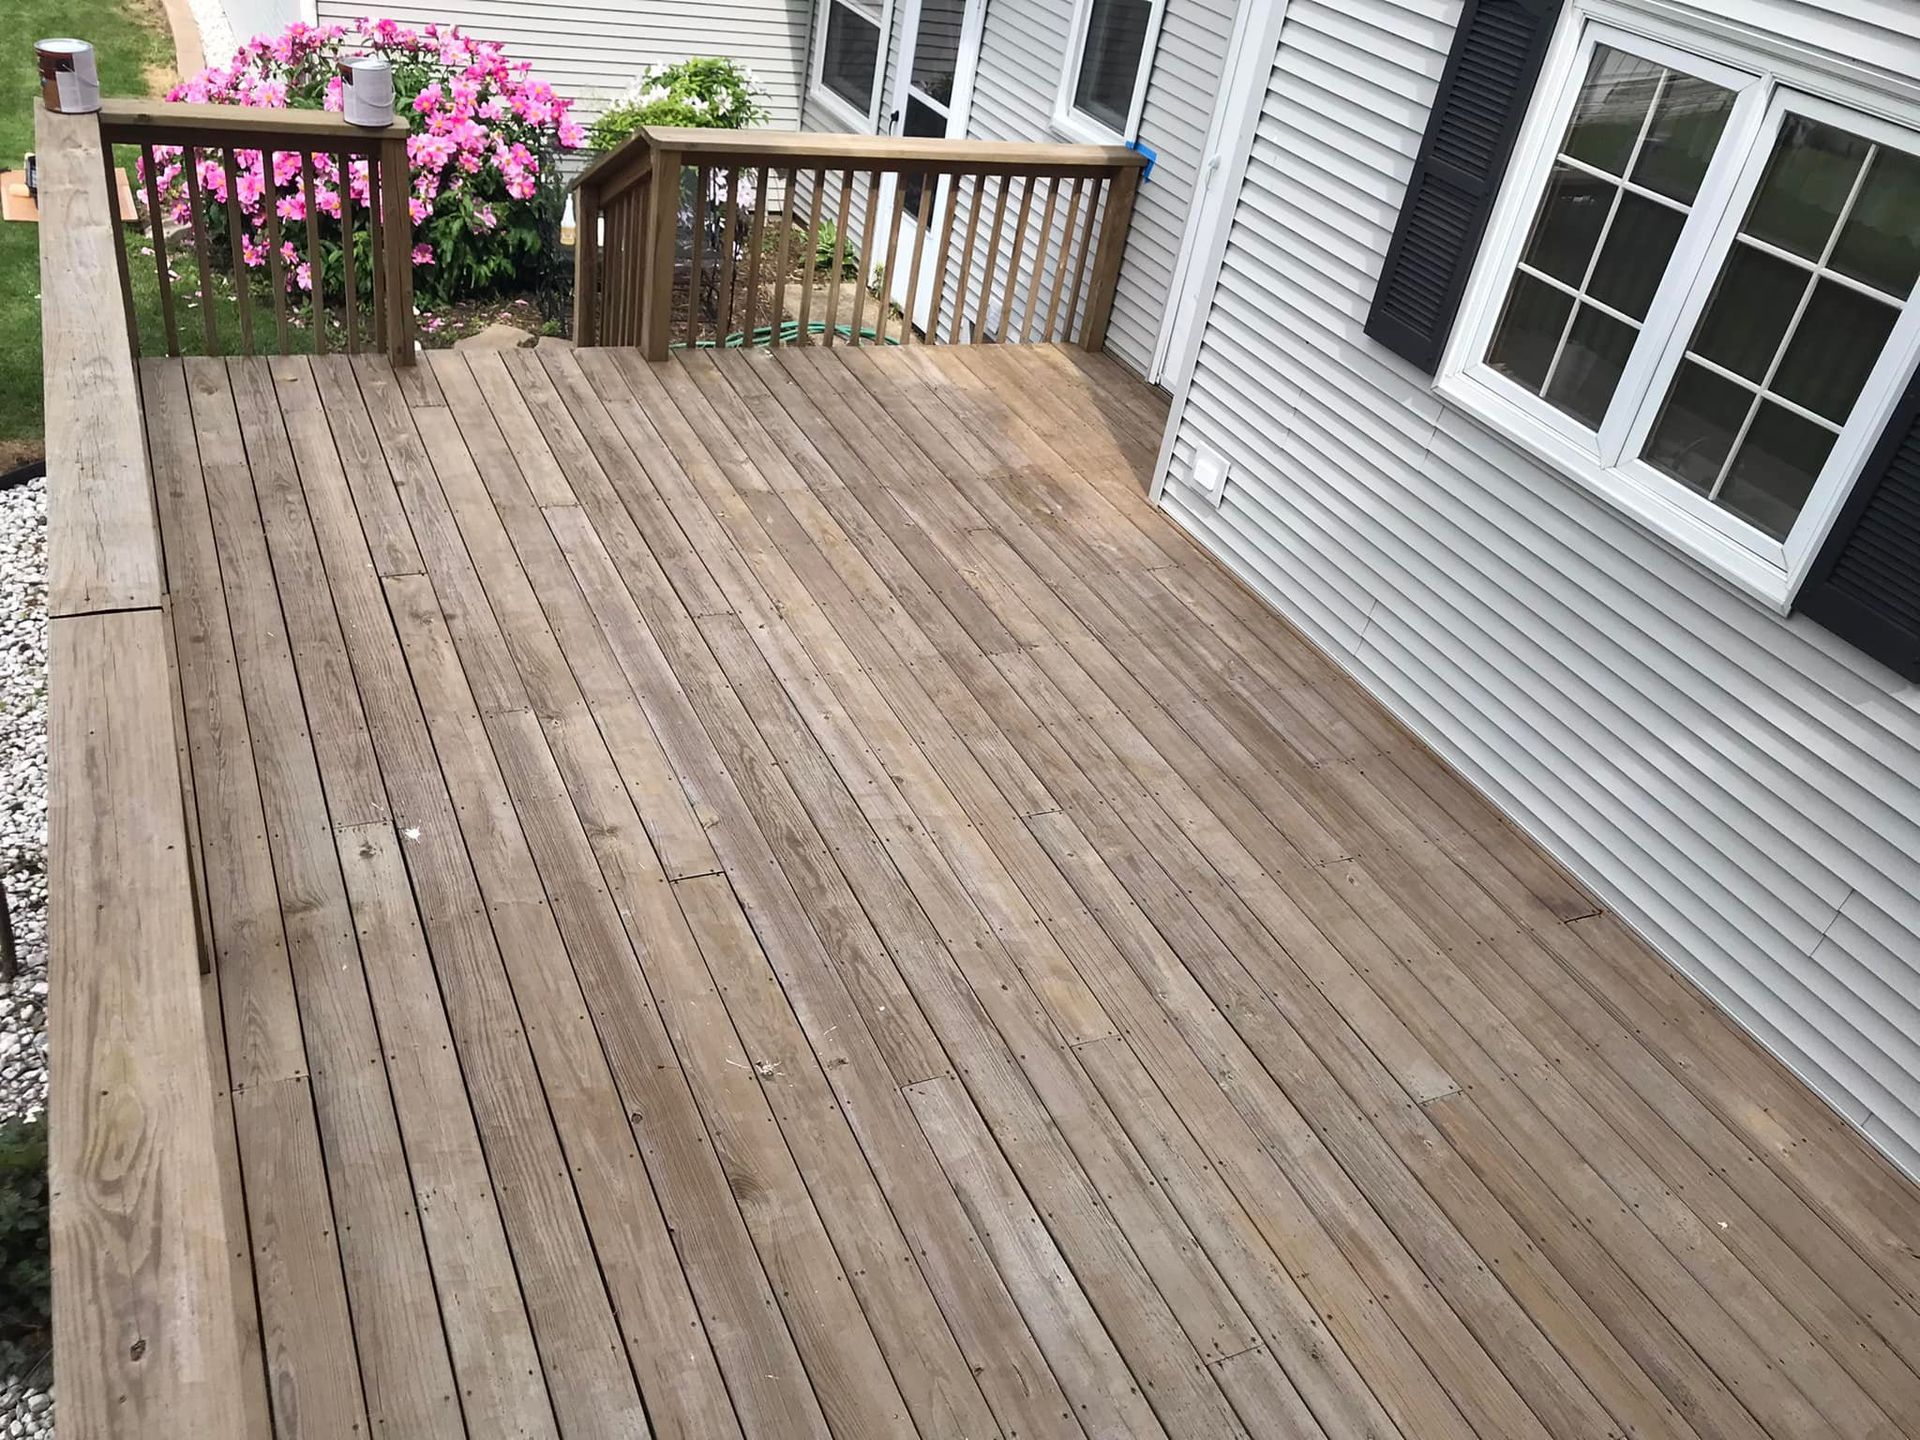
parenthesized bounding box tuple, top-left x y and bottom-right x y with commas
(1148, 0, 1271, 384)
(883, 0, 990, 322)
(1150, 0, 1294, 501)
(886, 0, 989, 148)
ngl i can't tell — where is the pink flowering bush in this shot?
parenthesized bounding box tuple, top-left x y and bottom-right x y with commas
(145, 18, 583, 309)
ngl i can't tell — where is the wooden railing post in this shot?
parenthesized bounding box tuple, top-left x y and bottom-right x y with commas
(573, 178, 601, 346)
(1078, 162, 1139, 353)
(380, 134, 415, 365)
(641, 145, 682, 361)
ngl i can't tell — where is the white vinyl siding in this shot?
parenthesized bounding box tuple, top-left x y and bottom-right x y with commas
(313, 0, 816, 128)
(1160, 0, 1920, 1175)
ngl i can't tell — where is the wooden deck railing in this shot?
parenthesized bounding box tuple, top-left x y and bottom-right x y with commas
(571, 126, 1145, 359)
(37, 101, 253, 1438)
(97, 98, 416, 364)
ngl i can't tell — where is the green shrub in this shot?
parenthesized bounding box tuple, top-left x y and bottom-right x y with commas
(0, 1118, 50, 1375)
(815, 220, 859, 281)
(589, 58, 768, 150)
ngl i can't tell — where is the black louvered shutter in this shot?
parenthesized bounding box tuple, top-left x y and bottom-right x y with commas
(1365, 0, 1562, 372)
(1795, 372, 1920, 680)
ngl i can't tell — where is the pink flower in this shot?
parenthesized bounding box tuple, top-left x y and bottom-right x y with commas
(412, 242, 435, 266)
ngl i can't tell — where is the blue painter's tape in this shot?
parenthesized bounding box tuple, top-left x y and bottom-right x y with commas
(1128, 138, 1156, 180)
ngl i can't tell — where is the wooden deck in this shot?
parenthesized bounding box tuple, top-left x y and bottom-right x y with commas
(144, 341, 1920, 1440)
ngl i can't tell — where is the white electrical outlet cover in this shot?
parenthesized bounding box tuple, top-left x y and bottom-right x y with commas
(1190, 446, 1229, 506)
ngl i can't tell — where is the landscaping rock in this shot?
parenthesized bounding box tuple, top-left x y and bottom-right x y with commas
(0, 476, 47, 1130)
(0, 477, 49, 1438)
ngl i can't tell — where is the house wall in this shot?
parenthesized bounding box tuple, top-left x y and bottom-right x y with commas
(312, 0, 816, 127)
(1157, 0, 1920, 1174)
(799, 0, 1239, 380)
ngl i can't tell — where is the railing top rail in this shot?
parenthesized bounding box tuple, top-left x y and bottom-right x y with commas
(97, 96, 410, 144)
(630, 125, 1148, 171)
(571, 130, 651, 193)
(36, 101, 254, 1438)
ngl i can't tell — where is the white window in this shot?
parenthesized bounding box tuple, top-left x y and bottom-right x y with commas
(1054, 0, 1165, 145)
(1441, 7, 1920, 610)
(812, 0, 889, 130)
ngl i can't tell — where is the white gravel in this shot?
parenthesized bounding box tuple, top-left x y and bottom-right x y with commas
(0, 475, 51, 1439)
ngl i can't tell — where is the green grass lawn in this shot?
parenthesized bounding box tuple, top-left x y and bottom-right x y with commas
(0, 0, 175, 464)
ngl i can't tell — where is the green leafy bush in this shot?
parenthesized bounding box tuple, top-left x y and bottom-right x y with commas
(815, 220, 859, 281)
(589, 58, 768, 150)
(0, 1118, 50, 1375)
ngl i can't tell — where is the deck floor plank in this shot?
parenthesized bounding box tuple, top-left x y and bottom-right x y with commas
(152, 358, 374, 1440)
(149, 346, 1920, 1440)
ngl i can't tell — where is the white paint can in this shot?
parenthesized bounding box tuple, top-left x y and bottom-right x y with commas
(36, 38, 101, 115)
(341, 55, 396, 128)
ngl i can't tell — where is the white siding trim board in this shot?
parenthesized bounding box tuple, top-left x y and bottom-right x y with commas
(1158, 0, 1920, 1177)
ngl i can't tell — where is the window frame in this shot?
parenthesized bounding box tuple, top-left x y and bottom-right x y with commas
(810, 0, 895, 132)
(1436, 0, 1920, 611)
(1052, 0, 1167, 146)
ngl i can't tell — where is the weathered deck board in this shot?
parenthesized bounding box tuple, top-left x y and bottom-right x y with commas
(152, 345, 1920, 1440)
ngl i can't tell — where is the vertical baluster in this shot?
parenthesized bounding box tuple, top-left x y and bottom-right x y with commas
(367, 153, 385, 352)
(926, 171, 962, 346)
(100, 139, 138, 355)
(849, 168, 880, 346)
(301, 150, 326, 355)
(1001, 175, 1036, 344)
(823, 168, 854, 347)
(797, 167, 825, 345)
(604, 193, 623, 346)
(219, 149, 255, 354)
(695, 164, 718, 353)
(260, 149, 288, 353)
(951, 174, 985, 344)
(716, 166, 740, 347)
(978, 175, 1011, 342)
(626, 189, 642, 345)
(771, 166, 796, 346)
(876, 171, 908, 347)
(742, 165, 769, 346)
(337, 149, 358, 354)
(1025, 178, 1061, 344)
(140, 142, 180, 356)
(1043, 177, 1085, 342)
(901, 176, 933, 345)
(183, 148, 220, 353)
(604, 194, 622, 346)
(1061, 173, 1104, 342)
